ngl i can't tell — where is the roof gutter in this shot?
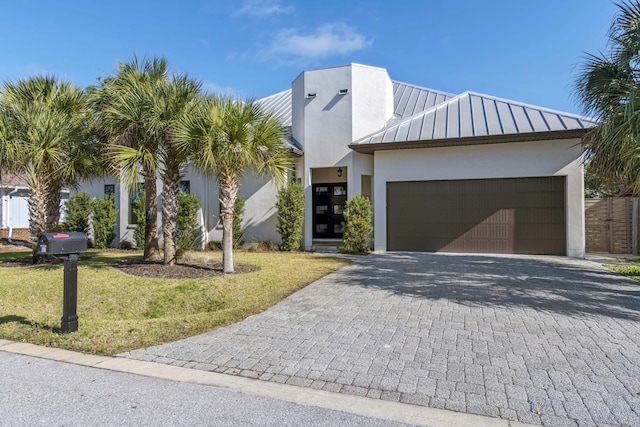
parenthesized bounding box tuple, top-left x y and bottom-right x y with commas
(348, 128, 592, 154)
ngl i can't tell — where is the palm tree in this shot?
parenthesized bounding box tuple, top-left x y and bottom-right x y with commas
(152, 74, 202, 265)
(174, 95, 291, 273)
(92, 56, 167, 261)
(574, 0, 640, 191)
(0, 76, 93, 248)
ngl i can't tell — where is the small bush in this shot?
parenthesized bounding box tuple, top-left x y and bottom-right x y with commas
(233, 195, 245, 249)
(91, 194, 117, 249)
(62, 192, 91, 233)
(244, 240, 279, 252)
(176, 192, 201, 255)
(342, 194, 373, 254)
(131, 190, 146, 249)
(276, 181, 305, 251)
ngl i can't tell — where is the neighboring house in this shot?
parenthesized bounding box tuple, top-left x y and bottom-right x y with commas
(78, 63, 594, 257)
(0, 172, 69, 242)
(0, 172, 30, 241)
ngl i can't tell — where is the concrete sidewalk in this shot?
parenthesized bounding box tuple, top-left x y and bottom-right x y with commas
(0, 339, 527, 427)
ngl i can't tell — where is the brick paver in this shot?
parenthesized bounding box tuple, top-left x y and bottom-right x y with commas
(120, 253, 640, 426)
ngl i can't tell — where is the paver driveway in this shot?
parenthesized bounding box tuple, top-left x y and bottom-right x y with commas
(121, 253, 640, 426)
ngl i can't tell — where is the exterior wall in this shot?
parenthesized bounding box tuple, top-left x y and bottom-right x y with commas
(292, 64, 393, 249)
(76, 167, 282, 248)
(203, 171, 282, 245)
(373, 138, 585, 258)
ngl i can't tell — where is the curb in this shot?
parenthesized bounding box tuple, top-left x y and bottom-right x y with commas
(0, 339, 532, 427)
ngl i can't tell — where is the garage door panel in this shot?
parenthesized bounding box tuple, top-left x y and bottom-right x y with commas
(387, 177, 566, 255)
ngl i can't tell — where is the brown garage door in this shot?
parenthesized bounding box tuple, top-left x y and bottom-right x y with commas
(387, 177, 566, 254)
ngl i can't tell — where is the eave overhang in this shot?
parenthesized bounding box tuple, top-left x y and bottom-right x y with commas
(348, 128, 592, 154)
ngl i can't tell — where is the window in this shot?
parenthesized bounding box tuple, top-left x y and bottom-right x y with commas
(129, 183, 145, 225)
(180, 181, 190, 194)
(104, 184, 115, 197)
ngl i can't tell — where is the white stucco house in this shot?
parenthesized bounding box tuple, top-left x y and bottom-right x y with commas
(0, 172, 69, 242)
(78, 63, 594, 257)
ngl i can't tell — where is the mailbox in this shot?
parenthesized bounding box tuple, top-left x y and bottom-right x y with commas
(37, 232, 87, 256)
(36, 232, 87, 334)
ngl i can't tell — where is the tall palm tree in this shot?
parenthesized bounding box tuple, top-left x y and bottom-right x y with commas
(0, 76, 93, 248)
(92, 56, 167, 261)
(153, 74, 202, 265)
(174, 95, 291, 273)
(575, 0, 640, 191)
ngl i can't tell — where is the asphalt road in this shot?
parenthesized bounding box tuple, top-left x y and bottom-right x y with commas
(0, 351, 417, 427)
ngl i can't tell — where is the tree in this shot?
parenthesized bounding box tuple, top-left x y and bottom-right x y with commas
(154, 74, 201, 265)
(62, 192, 92, 233)
(276, 181, 305, 251)
(574, 0, 640, 191)
(176, 192, 201, 255)
(342, 194, 373, 254)
(0, 75, 95, 253)
(91, 56, 166, 262)
(91, 194, 117, 249)
(174, 95, 291, 273)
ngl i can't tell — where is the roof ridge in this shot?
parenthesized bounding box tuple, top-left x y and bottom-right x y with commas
(457, 90, 596, 123)
(391, 80, 455, 98)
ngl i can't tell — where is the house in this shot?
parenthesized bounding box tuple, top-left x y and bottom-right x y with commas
(0, 172, 69, 242)
(79, 63, 594, 257)
(0, 172, 31, 241)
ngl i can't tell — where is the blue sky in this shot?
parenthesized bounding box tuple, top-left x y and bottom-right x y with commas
(0, 1, 617, 115)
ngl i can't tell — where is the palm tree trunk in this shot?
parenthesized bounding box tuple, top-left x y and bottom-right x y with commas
(28, 179, 48, 263)
(45, 180, 62, 232)
(219, 178, 238, 273)
(143, 171, 161, 261)
(162, 165, 181, 266)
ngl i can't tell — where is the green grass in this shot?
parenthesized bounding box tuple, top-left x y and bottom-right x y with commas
(0, 248, 350, 355)
(606, 263, 640, 280)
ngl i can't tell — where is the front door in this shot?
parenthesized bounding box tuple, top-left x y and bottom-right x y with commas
(313, 183, 347, 239)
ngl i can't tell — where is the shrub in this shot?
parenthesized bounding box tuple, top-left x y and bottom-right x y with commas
(342, 194, 373, 254)
(244, 240, 278, 252)
(276, 181, 304, 251)
(62, 192, 91, 233)
(131, 189, 146, 249)
(176, 192, 201, 255)
(233, 195, 245, 249)
(91, 194, 117, 248)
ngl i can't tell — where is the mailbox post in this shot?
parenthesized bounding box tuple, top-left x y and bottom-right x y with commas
(37, 232, 87, 333)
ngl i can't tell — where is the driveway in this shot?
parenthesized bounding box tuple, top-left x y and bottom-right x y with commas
(121, 253, 640, 426)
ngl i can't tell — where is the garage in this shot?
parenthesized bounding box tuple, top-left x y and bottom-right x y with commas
(387, 176, 566, 254)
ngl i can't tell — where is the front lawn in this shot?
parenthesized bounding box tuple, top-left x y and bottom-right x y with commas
(606, 260, 640, 280)
(0, 248, 350, 355)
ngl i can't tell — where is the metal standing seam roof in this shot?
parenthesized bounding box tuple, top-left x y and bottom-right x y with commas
(256, 81, 452, 129)
(256, 81, 596, 151)
(391, 81, 454, 119)
(257, 89, 292, 127)
(353, 91, 598, 146)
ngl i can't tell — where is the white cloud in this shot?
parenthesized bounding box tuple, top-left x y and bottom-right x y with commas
(235, 0, 294, 17)
(261, 22, 373, 62)
(202, 82, 242, 98)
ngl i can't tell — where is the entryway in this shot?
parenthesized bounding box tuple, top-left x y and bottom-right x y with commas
(312, 183, 347, 239)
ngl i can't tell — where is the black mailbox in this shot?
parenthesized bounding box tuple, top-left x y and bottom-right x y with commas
(37, 232, 87, 256)
(36, 232, 87, 334)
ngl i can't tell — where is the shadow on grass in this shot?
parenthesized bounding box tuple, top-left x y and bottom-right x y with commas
(0, 315, 61, 334)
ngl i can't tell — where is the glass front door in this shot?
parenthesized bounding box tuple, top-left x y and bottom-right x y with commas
(312, 183, 347, 239)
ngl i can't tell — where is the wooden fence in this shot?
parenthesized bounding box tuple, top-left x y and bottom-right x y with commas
(585, 197, 638, 254)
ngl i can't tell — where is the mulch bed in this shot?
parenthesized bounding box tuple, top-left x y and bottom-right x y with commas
(113, 260, 259, 279)
(0, 253, 259, 279)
